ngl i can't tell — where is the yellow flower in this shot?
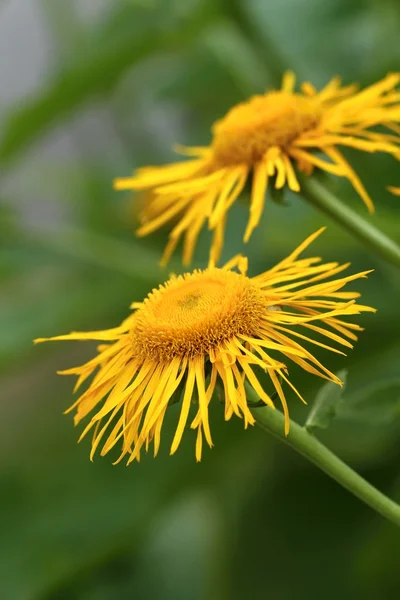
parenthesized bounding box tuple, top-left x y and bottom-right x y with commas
(34, 229, 375, 463)
(114, 72, 400, 265)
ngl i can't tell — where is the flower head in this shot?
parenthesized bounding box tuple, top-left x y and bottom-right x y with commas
(115, 72, 400, 265)
(35, 229, 375, 463)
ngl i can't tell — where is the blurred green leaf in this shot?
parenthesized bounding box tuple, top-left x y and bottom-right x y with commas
(0, 0, 219, 164)
(0, 204, 19, 241)
(0, 272, 125, 371)
(41, 0, 84, 62)
(221, 0, 287, 86)
(0, 227, 168, 372)
(269, 185, 287, 206)
(355, 478, 400, 598)
(2, 224, 169, 282)
(340, 378, 400, 426)
(200, 20, 270, 95)
(26, 227, 166, 279)
(128, 492, 226, 600)
(305, 370, 347, 433)
(0, 386, 257, 599)
(0, 450, 198, 600)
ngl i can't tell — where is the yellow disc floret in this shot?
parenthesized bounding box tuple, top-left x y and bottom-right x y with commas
(132, 269, 266, 361)
(212, 91, 321, 166)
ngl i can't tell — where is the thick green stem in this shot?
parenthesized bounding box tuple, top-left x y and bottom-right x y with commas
(249, 393, 400, 526)
(300, 176, 400, 268)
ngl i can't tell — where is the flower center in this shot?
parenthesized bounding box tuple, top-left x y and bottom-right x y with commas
(132, 269, 266, 361)
(211, 91, 321, 166)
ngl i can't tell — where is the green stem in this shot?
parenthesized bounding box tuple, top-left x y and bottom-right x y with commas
(249, 393, 400, 526)
(300, 176, 400, 268)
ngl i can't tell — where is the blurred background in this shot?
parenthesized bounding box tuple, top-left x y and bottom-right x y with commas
(1, 0, 400, 598)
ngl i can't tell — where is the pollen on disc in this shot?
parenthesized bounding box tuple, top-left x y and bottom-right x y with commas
(212, 91, 321, 166)
(132, 269, 266, 361)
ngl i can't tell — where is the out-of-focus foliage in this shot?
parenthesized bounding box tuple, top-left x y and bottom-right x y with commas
(1, 0, 400, 598)
(305, 370, 348, 434)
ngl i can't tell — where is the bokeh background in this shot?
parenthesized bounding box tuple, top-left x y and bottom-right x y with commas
(1, 0, 400, 598)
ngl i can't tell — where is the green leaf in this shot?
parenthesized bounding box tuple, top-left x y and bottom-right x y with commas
(269, 185, 287, 206)
(0, 0, 218, 164)
(339, 378, 400, 426)
(200, 19, 271, 95)
(0, 387, 254, 599)
(0, 229, 166, 372)
(0, 443, 200, 600)
(305, 370, 347, 433)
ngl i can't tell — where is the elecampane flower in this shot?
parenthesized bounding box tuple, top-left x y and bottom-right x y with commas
(35, 229, 375, 463)
(115, 72, 400, 265)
